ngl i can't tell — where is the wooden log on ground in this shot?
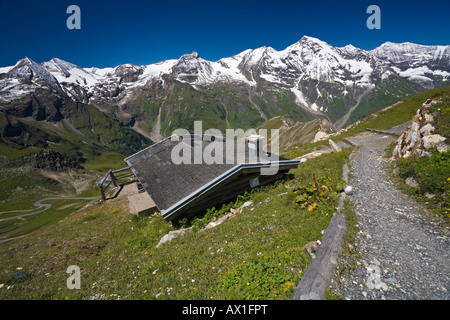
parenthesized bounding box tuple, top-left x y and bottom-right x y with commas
(291, 212, 347, 300)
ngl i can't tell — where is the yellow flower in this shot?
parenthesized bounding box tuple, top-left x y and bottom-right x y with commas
(143, 290, 148, 294)
(425, 202, 429, 205)
(285, 281, 293, 287)
(243, 260, 245, 263)
(91, 285, 95, 289)
(247, 282, 250, 286)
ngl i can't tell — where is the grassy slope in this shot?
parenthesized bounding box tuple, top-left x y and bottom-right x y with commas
(337, 86, 450, 140)
(1, 86, 449, 300)
(82, 153, 127, 173)
(0, 148, 352, 300)
(135, 82, 317, 139)
(0, 150, 127, 241)
(342, 75, 420, 127)
(1, 101, 152, 161)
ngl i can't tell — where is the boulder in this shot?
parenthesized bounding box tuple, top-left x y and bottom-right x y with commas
(422, 134, 446, 150)
(313, 131, 328, 142)
(328, 139, 341, 153)
(419, 123, 434, 136)
(344, 185, 353, 195)
(423, 113, 434, 124)
(437, 143, 449, 153)
(156, 228, 190, 248)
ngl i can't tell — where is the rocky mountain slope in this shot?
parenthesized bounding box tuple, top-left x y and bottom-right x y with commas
(0, 36, 448, 152)
(257, 115, 337, 152)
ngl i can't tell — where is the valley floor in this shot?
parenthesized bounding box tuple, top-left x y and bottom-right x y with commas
(333, 131, 449, 299)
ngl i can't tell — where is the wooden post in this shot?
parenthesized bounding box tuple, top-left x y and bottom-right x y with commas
(99, 186, 106, 202)
(110, 171, 117, 188)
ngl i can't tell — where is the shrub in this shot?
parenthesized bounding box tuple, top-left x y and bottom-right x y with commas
(397, 151, 450, 214)
(291, 173, 345, 213)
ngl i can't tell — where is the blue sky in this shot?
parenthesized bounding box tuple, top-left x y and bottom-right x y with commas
(0, 0, 449, 68)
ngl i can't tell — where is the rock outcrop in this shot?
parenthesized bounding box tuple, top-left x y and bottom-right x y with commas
(392, 99, 448, 158)
(4, 149, 82, 171)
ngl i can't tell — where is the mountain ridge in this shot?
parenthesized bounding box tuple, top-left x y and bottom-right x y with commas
(0, 36, 449, 145)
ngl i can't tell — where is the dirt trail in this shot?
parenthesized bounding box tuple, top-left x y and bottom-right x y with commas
(335, 131, 449, 299)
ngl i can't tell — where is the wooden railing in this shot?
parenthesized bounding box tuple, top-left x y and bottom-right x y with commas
(96, 167, 135, 201)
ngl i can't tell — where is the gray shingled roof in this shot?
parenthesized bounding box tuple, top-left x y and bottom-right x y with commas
(124, 134, 299, 220)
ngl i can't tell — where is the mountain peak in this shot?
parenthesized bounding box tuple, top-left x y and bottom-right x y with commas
(17, 56, 37, 66)
(180, 52, 200, 60)
(285, 36, 331, 52)
(299, 35, 328, 45)
(300, 35, 318, 41)
(1, 37, 449, 118)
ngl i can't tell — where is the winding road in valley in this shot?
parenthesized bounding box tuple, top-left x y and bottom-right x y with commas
(0, 196, 99, 222)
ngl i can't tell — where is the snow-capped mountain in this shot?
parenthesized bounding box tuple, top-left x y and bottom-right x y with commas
(0, 36, 449, 138)
(370, 41, 450, 88)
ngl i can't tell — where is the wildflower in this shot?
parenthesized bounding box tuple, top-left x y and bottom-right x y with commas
(243, 260, 246, 263)
(285, 281, 293, 287)
(247, 282, 250, 286)
(425, 202, 429, 205)
(143, 290, 147, 294)
(91, 285, 95, 289)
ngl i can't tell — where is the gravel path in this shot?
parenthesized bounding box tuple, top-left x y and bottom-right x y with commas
(335, 131, 450, 300)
